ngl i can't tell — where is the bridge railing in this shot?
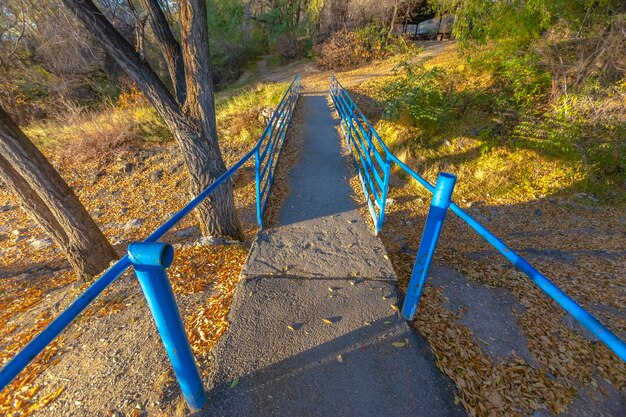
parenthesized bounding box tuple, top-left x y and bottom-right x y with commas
(329, 74, 626, 363)
(0, 74, 301, 408)
(256, 74, 300, 227)
(330, 75, 391, 234)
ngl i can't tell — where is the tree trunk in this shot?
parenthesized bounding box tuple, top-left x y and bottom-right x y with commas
(135, 15, 147, 61)
(138, 0, 186, 104)
(178, 0, 243, 240)
(389, 1, 399, 38)
(62, 0, 244, 240)
(241, 1, 253, 43)
(0, 106, 117, 277)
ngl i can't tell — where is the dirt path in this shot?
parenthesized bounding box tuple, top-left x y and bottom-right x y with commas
(199, 93, 465, 416)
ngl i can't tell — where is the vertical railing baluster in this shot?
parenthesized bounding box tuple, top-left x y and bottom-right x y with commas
(401, 173, 457, 320)
(255, 146, 262, 228)
(128, 242, 206, 411)
(377, 156, 392, 233)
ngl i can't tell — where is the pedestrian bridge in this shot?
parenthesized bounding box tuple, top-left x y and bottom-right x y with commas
(1, 75, 624, 415)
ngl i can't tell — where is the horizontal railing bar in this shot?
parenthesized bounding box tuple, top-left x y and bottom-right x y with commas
(259, 171, 271, 202)
(0, 256, 130, 389)
(335, 95, 386, 178)
(371, 144, 386, 170)
(448, 201, 626, 362)
(334, 88, 384, 212)
(258, 84, 299, 216)
(260, 148, 273, 179)
(147, 150, 257, 243)
(371, 162, 385, 190)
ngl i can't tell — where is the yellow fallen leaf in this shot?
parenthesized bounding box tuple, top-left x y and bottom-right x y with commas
(31, 386, 65, 411)
(287, 325, 295, 331)
(390, 304, 399, 311)
(392, 341, 406, 348)
(322, 318, 333, 324)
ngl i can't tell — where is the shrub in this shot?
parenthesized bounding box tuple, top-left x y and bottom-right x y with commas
(381, 61, 453, 129)
(275, 34, 305, 59)
(211, 42, 246, 89)
(314, 25, 415, 70)
(314, 29, 363, 70)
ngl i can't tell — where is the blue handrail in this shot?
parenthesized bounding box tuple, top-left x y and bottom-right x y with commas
(0, 74, 301, 392)
(329, 74, 626, 362)
(255, 74, 300, 227)
(330, 76, 391, 234)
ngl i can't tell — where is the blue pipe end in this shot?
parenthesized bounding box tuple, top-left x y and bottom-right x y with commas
(128, 242, 174, 268)
(431, 172, 457, 209)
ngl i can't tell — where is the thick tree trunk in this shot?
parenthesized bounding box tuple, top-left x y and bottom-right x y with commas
(62, 0, 243, 240)
(0, 106, 117, 277)
(138, 0, 186, 104)
(178, 0, 244, 240)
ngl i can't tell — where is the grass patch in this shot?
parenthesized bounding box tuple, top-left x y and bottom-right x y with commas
(351, 45, 625, 204)
(215, 81, 289, 156)
(24, 80, 288, 161)
(24, 103, 170, 159)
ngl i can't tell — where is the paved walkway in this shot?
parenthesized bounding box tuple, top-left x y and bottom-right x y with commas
(199, 95, 464, 417)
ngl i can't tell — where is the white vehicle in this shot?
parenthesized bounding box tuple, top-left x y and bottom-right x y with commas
(416, 14, 454, 40)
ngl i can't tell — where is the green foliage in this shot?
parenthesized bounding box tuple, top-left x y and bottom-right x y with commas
(466, 48, 551, 107)
(206, 0, 245, 45)
(437, 0, 553, 48)
(382, 61, 452, 128)
(431, 0, 624, 105)
(353, 25, 388, 53)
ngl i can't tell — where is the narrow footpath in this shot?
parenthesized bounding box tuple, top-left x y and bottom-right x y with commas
(199, 94, 465, 416)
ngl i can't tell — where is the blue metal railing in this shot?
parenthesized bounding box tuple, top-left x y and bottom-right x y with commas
(256, 74, 301, 227)
(0, 74, 301, 406)
(329, 74, 626, 362)
(330, 75, 391, 234)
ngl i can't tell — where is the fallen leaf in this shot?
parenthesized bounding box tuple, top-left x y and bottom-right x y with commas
(229, 378, 239, 389)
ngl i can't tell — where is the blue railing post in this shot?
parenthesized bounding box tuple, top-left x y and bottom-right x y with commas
(128, 242, 206, 411)
(377, 157, 392, 232)
(345, 92, 356, 141)
(401, 173, 457, 320)
(254, 147, 263, 228)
